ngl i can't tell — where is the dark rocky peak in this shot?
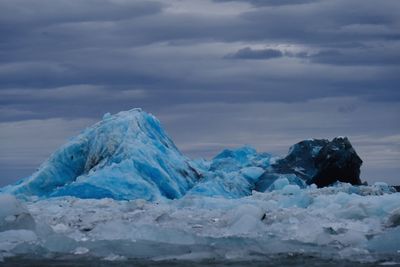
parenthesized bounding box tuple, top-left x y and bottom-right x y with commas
(267, 137, 363, 188)
(312, 137, 362, 187)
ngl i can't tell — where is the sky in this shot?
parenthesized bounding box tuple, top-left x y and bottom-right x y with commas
(0, 0, 399, 186)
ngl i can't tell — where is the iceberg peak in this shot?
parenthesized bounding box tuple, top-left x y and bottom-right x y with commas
(5, 108, 200, 200)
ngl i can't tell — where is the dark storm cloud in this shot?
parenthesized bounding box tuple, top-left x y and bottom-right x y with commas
(227, 45, 400, 66)
(236, 4, 400, 46)
(213, 0, 320, 7)
(225, 47, 283, 59)
(309, 48, 400, 66)
(1, 0, 399, 56)
(0, 0, 164, 25)
(0, 0, 399, 185)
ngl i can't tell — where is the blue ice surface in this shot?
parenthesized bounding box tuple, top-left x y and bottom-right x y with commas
(256, 173, 307, 192)
(187, 147, 270, 198)
(2, 109, 202, 201)
(2, 108, 293, 201)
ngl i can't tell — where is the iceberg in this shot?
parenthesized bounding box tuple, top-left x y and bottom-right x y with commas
(2, 109, 201, 201)
(1, 108, 399, 264)
(1, 109, 366, 201)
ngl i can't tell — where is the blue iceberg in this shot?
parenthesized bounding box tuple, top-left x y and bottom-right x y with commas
(1, 108, 372, 201)
(2, 109, 201, 201)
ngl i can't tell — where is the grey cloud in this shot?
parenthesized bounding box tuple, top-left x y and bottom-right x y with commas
(0, 0, 164, 26)
(227, 44, 400, 66)
(238, 0, 400, 45)
(1, 48, 399, 123)
(1, 0, 398, 57)
(309, 48, 400, 66)
(0, 85, 148, 121)
(1, 97, 399, 186)
(214, 0, 320, 7)
(0, 61, 71, 88)
(0, 1, 165, 58)
(225, 47, 283, 59)
(1, 0, 400, 185)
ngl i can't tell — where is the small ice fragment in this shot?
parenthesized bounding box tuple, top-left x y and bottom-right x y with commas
(386, 208, 400, 228)
(282, 184, 301, 195)
(0, 194, 36, 231)
(52, 223, 69, 233)
(270, 178, 290, 191)
(240, 167, 264, 182)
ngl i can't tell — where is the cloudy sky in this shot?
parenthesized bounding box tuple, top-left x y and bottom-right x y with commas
(0, 0, 399, 186)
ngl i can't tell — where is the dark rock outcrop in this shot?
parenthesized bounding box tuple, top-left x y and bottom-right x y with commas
(271, 139, 329, 183)
(392, 186, 400, 192)
(311, 137, 362, 187)
(256, 137, 363, 189)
